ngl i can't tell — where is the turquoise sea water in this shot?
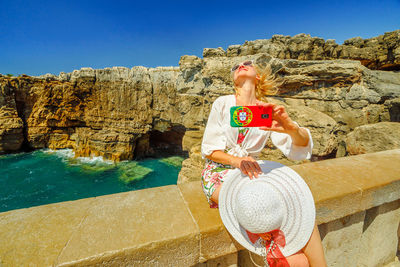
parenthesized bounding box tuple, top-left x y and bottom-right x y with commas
(0, 149, 183, 213)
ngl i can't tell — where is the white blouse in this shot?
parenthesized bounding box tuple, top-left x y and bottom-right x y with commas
(201, 94, 313, 161)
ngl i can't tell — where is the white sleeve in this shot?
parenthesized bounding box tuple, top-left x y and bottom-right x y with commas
(270, 121, 313, 161)
(201, 97, 227, 159)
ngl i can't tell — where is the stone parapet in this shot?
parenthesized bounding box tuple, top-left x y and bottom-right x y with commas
(1, 149, 400, 266)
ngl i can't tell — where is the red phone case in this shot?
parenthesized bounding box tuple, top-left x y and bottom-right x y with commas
(230, 105, 272, 127)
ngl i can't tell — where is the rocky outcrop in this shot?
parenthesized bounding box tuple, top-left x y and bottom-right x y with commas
(0, 80, 24, 152)
(1, 30, 399, 184)
(346, 122, 400, 155)
(204, 30, 400, 71)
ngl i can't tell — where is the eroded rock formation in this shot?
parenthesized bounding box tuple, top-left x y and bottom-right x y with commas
(204, 30, 400, 70)
(1, 30, 399, 183)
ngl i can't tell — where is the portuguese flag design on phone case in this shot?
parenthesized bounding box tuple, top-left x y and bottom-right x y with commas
(230, 105, 272, 127)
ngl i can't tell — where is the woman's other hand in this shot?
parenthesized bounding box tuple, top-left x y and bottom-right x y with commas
(255, 100, 310, 147)
(232, 156, 262, 179)
(255, 100, 299, 134)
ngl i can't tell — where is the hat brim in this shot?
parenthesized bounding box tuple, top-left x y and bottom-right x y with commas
(218, 160, 315, 257)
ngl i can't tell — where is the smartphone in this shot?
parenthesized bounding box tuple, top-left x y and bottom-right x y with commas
(230, 105, 272, 127)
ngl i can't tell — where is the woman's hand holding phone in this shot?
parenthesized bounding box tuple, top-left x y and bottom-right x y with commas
(255, 100, 299, 134)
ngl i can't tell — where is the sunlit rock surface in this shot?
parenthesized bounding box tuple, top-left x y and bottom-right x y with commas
(1, 30, 400, 183)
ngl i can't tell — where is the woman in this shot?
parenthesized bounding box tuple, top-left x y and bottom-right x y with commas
(200, 60, 327, 266)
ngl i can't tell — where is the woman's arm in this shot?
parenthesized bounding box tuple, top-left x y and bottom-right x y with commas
(200, 97, 227, 160)
(205, 150, 237, 166)
(256, 100, 313, 160)
(287, 126, 310, 147)
(206, 150, 262, 179)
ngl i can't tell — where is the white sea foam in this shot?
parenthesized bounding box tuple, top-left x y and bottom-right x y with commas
(41, 148, 114, 165)
(42, 148, 74, 158)
(74, 155, 115, 165)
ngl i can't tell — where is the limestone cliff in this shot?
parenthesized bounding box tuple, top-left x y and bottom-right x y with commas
(1, 29, 399, 183)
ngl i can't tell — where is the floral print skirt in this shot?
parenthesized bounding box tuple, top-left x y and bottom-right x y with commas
(201, 127, 250, 209)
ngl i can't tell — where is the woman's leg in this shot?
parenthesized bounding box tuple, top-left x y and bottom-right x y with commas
(273, 223, 326, 267)
(302, 223, 327, 267)
(286, 251, 309, 267)
(210, 183, 222, 204)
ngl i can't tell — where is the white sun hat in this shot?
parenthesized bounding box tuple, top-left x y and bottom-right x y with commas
(218, 160, 315, 264)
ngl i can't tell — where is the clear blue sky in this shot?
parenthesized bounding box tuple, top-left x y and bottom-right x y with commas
(1, 0, 399, 76)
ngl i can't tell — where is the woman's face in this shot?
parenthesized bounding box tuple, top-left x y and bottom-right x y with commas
(232, 61, 259, 86)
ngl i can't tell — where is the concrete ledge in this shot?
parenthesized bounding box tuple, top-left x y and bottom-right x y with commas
(1, 149, 400, 266)
(0, 185, 199, 266)
(291, 149, 400, 224)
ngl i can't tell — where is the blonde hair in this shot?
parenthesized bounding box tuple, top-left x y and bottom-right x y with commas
(232, 62, 283, 102)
